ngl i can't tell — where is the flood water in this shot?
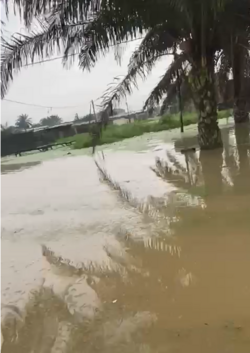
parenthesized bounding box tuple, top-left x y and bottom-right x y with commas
(2, 123, 250, 352)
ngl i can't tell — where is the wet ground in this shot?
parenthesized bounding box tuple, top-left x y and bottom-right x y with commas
(1, 120, 250, 352)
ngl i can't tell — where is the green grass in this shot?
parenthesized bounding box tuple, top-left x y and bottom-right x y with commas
(57, 110, 232, 150)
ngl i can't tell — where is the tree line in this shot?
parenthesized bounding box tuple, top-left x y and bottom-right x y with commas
(1, 114, 63, 134)
(1, 107, 127, 134)
(73, 108, 126, 123)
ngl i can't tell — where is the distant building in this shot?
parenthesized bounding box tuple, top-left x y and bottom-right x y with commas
(109, 110, 150, 125)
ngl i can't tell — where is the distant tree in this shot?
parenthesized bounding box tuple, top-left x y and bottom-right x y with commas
(74, 114, 95, 123)
(74, 113, 80, 121)
(15, 114, 32, 129)
(112, 108, 126, 116)
(40, 115, 62, 127)
(82, 114, 94, 122)
(1, 122, 15, 135)
(1, 122, 9, 131)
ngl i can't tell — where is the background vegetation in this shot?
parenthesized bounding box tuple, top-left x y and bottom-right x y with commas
(58, 110, 232, 149)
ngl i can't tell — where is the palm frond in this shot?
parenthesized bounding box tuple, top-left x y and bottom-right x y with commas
(9, 0, 101, 27)
(160, 82, 179, 115)
(1, 19, 64, 98)
(116, 227, 181, 258)
(9, 0, 187, 30)
(144, 52, 188, 109)
(0, 8, 141, 98)
(160, 71, 192, 114)
(94, 157, 172, 223)
(62, 9, 142, 70)
(0, 14, 100, 98)
(41, 244, 125, 278)
(100, 25, 176, 108)
(151, 156, 191, 191)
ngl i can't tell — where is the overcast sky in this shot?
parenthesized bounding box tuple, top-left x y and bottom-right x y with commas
(1, 6, 173, 125)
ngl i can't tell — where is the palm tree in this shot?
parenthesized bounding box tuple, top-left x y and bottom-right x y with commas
(1, 0, 249, 149)
(216, 32, 250, 124)
(232, 40, 250, 123)
(15, 114, 32, 129)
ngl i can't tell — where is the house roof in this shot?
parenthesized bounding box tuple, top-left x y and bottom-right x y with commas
(23, 122, 73, 133)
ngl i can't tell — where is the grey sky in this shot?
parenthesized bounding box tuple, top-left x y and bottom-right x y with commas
(1, 6, 173, 125)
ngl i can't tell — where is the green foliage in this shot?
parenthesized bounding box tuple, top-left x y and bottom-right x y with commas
(15, 114, 32, 129)
(160, 109, 232, 126)
(2, 0, 249, 104)
(159, 113, 197, 127)
(58, 110, 232, 150)
(40, 115, 62, 127)
(218, 109, 233, 119)
(1, 122, 15, 135)
(74, 113, 80, 121)
(1, 0, 249, 149)
(74, 113, 95, 123)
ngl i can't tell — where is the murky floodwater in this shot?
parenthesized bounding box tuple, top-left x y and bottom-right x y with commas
(2, 122, 250, 352)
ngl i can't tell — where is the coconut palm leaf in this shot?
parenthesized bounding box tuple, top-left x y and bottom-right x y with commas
(1, 0, 187, 101)
(41, 244, 127, 278)
(94, 157, 176, 223)
(151, 158, 190, 191)
(160, 85, 178, 115)
(8, 0, 187, 29)
(1, 9, 136, 98)
(143, 52, 188, 109)
(62, 8, 143, 69)
(1, 20, 68, 98)
(151, 151, 202, 193)
(116, 227, 181, 261)
(6, 0, 101, 27)
(160, 70, 192, 114)
(100, 25, 177, 108)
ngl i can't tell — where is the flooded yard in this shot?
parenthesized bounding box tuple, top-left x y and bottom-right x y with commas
(1, 122, 250, 353)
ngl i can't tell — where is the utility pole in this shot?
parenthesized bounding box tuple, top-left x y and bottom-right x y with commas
(125, 98, 131, 123)
(176, 68, 184, 133)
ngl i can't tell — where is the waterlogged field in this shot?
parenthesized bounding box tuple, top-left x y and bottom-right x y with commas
(2, 121, 250, 353)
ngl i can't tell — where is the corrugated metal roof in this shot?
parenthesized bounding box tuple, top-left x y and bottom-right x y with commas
(24, 122, 73, 133)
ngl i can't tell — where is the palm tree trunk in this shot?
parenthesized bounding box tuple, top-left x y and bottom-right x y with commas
(192, 67, 222, 150)
(232, 40, 249, 124)
(233, 99, 249, 124)
(199, 148, 223, 196)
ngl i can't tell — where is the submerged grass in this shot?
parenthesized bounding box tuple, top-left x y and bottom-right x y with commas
(58, 110, 232, 149)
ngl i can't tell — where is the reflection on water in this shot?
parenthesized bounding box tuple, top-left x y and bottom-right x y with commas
(2, 124, 250, 352)
(1, 161, 41, 174)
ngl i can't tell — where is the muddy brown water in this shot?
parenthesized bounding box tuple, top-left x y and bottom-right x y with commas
(1, 124, 250, 352)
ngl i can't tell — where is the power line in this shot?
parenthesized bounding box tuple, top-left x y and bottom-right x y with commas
(22, 55, 72, 66)
(2, 36, 145, 109)
(19, 36, 144, 67)
(3, 98, 85, 109)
